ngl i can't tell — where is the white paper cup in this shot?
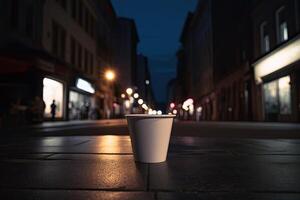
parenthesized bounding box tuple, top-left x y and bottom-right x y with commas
(126, 114, 176, 163)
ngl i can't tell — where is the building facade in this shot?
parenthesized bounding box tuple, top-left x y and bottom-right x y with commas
(175, 0, 300, 122)
(94, 0, 118, 119)
(113, 18, 140, 91)
(252, 0, 300, 122)
(176, 0, 254, 121)
(136, 54, 154, 105)
(0, 0, 120, 124)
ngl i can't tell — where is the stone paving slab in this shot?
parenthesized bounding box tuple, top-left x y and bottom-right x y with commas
(149, 154, 300, 192)
(2, 190, 300, 200)
(1, 135, 300, 199)
(157, 192, 300, 200)
(0, 155, 147, 190)
(0, 190, 155, 200)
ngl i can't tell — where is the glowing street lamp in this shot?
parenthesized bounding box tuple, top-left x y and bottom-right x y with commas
(126, 88, 133, 96)
(105, 70, 115, 81)
(121, 93, 126, 98)
(142, 104, 148, 110)
(170, 103, 175, 109)
(138, 99, 144, 105)
(133, 93, 139, 99)
(124, 100, 130, 109)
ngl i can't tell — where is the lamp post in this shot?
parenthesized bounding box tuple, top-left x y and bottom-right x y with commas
(105, 70, 115, 82)
(104, 69, 116, 119)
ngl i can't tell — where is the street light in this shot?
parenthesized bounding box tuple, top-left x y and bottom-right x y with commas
(142, 104, 148, 110)
(138, 99, 144, 105)
(105, 70, 115, 81)
(121, 93, 126, 98)
(133, 93, 139, 99)
(126, 88, 133, 96)
(170, 103, 175, 109)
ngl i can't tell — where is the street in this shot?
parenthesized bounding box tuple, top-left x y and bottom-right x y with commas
(1, 120, 300, 199)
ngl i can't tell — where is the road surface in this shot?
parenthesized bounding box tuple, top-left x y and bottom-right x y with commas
(0, 120, 300, 199)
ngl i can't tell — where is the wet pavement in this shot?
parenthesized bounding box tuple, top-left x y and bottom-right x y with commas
(0, 135, 300, 199)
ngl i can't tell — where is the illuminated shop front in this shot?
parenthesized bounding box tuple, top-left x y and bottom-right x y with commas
(69, 78, 96, 120)
(263, 76, 291, 121)
(253, 34, 300, 122)
(42, 77, 64, 119)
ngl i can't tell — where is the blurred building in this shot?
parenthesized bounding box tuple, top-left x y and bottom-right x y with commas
(0, 0, 119, 122)
(252, 0, 300, 122)
(176, 0, 300, 122)
(94, 0, 118, 119)
(113, 17, 139, 91)
(176, 0, 254, 121)
(136, 54, 155, 106)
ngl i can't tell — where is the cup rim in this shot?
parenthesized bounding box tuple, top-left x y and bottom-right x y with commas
(125, 114, 176, 118)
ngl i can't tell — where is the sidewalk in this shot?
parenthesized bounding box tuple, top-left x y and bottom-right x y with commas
(0, 119, 127, 135)
(30, 119, 127, 129)
(0, 135, 300, 199)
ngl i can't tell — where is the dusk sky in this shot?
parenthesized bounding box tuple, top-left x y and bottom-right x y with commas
(111, 0, 198, 103)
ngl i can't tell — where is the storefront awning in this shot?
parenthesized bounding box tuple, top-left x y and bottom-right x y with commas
(253, 34, 300, 84)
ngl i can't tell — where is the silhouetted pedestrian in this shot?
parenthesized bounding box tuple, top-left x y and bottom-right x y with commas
(50, 100, 57, 121)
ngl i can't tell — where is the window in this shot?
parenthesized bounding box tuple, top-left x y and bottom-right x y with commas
(260, 22, 270, 53)
(263, 75, 291, 116)
(60, 30, 66, 59)
(70, 37, 76, 66)
(90, 53, 94, 74)
(84, 49, 89, 73)
(25, 6, 34, 38)
(90, 16, 95, 38)
(10, 0, 19, 29)
(52, 21, 66, 60)
(276, 6, 288, 43)
(52, 22, 59, 56)
(85, 7, 89, 33)
(56, 0, 67, 10)
(77, 44, 82, 69)
(43, 78, 64, 118)
(71, 0, 77, 19)
(78, 1, 83, 26)
(278, 76, 291, 114)
(264, 80, 279, 114)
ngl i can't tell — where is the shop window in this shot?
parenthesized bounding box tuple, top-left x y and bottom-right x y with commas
(43, 78, 64, 118)
(278, 76, 291, 114)
(69, 91, 92, 120)
(264, 80, 279, 114)
(263, 75, 291, 116)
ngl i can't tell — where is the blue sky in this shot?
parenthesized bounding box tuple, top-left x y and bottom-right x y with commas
(111, 0, 198, 102)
